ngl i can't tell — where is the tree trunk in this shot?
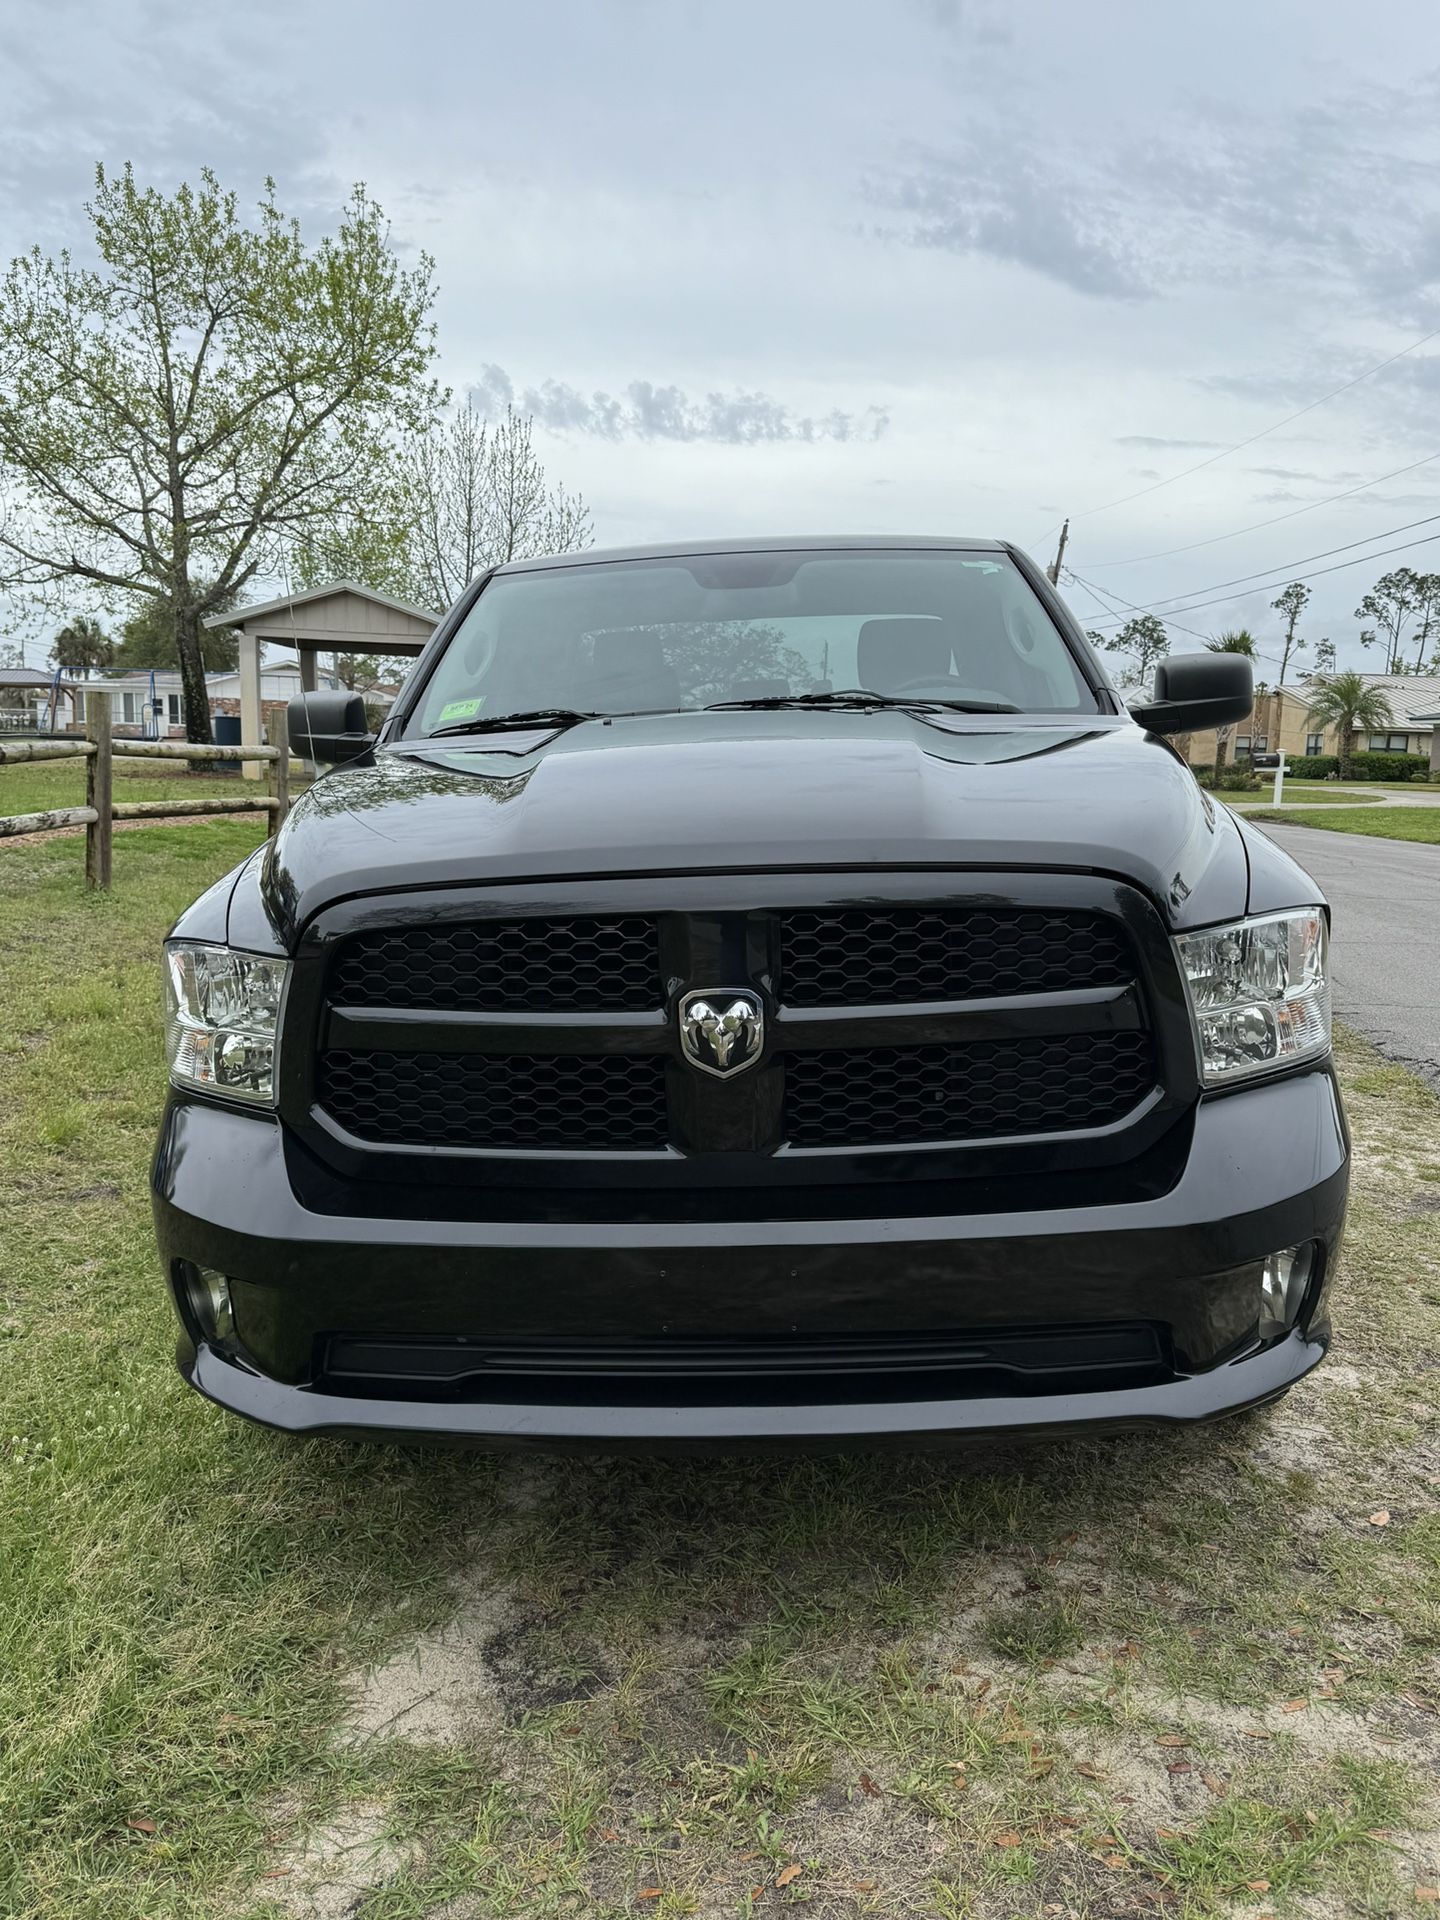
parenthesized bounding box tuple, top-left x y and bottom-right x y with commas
(1339, 730, 1353, 782)
(1215, 731, 1229, 772)
(175, 603, 214, 744)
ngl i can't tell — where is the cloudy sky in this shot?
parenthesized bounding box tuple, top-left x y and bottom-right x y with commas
(6, 0, 1440, 680)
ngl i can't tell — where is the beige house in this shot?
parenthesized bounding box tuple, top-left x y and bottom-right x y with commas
(1186, 672, 1439, 769)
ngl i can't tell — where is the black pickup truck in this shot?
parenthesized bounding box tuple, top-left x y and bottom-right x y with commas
(152, 537, 1347, 1445)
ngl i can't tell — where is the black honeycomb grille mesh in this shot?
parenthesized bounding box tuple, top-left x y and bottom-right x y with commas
(320, 1050, 669, 1150)
(785, 1032, 1156, 1147)
(779, 908, 1134, 1006)
(328, 918, 660, 1013)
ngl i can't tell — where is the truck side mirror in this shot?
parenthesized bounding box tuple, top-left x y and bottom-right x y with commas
(1130, 653, 1254, 736)
(287, 692, 375, 766)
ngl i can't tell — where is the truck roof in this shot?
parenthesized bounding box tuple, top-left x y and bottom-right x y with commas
(494, 534, 1010, 575)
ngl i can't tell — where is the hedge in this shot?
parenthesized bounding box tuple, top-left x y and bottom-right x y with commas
(1191, 752, 1437, 784)
(1279, 751, 1432, 782)
(1284, 756, 1338, 780)
(1342, 751, 1432, 781)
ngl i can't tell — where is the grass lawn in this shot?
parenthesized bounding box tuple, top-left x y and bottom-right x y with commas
(1329, 781, 1440, 794)
(1224, 788, 1385, 807)
(1253, 783, 1438, 797)
(1245, 806, 1440, 844)
(4, 825, 1440, 1918)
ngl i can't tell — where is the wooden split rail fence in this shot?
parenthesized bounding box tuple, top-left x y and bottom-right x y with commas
(0, 688, 289, 889)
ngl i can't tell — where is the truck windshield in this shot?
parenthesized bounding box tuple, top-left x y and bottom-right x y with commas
(405, 548, 1100, 735)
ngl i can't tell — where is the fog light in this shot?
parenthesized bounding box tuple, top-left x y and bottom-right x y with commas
(180, 1264, 235, 1344)
(1258, 1244, 1314, 1339)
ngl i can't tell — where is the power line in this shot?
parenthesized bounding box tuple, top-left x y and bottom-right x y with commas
(1079, 509, 1440, 627)
(1039, 321, 1440, 536)
(1081, 524, 1440, 629)
(1066, 569, 1289, 669)
(1084, 448, 1440, 569)
(1064, 569, 1216, 645)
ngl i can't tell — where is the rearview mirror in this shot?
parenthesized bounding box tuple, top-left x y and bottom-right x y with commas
(287, 692, 375, 766)
(1129, 652, 1253, 736)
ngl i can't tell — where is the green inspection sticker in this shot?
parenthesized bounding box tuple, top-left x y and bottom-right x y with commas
(437, 696, 485, 724)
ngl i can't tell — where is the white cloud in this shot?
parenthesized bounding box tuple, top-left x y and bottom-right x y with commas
(2, 0, 1440, 669)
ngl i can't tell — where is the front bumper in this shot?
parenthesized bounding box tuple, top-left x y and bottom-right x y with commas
(152, 1066, 1349, 1447)
(182, 1328, 1323, 1444)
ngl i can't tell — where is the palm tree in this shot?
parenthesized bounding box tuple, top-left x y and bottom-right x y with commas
(1206, 630, 1257, 770)
(1304, 672, 1395, 781)
(51, 615, 114, 679)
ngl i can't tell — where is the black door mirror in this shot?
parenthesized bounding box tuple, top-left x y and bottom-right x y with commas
(287, 692, 375, 766)
(1129, 652, 1254, 735)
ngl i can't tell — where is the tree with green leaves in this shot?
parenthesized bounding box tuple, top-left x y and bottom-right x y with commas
(1313, 637, 1336, 675)
(0, 165, 441, 740)
(1356, 567, 1423, 675)
(50, 613, 113, 677)
(1305, 672, 1395, 780)
(287, 474, 420, 608)
(1208, 628, 1259, 658)
(1099, 612, 1169, 690)
(111, 587, 239, 673)
(1270, 582, 1309, 686)
(1205, 629, 1257, 768)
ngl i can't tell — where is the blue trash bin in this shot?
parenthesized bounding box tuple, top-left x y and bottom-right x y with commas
(212, 712, 242, 770)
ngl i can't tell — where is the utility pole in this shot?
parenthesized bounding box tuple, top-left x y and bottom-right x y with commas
(1046, 519, 1069, 586)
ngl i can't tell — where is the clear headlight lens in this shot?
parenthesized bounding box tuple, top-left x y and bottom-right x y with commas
(1176, 908, 1330, 1087)
(163, 943, 289, 1104)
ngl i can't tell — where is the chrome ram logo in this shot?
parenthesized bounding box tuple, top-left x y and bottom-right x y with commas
(678, 989, 765, 1078)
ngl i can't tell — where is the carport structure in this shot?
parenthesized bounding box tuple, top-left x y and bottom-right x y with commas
(208, 581, 440, 774)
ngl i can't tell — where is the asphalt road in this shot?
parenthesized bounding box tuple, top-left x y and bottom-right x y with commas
(1254, 822, 1440, 1090)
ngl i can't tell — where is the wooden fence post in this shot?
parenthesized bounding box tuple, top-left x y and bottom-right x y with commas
(84, 688, 113, 890)
(268, 737, 290, 829)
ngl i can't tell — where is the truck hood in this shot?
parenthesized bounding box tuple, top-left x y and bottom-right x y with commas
(258, 709, 1253, 945)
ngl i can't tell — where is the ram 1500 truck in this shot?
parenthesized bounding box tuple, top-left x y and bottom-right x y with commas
(152, 537, 1347, 1445)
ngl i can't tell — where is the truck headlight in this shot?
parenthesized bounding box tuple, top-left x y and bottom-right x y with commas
(1176, 908, 1330, 1087)
(163, 943, 289, 1104)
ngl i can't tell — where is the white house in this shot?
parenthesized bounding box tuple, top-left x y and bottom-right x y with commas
(68, 660, 343, 738)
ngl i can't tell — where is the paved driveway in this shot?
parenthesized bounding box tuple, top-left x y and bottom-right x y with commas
(1252, 822, 1440, 1090)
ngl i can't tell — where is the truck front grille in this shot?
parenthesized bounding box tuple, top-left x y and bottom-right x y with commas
(312, 893, 1164, 1162)
(320, 1050, 669, 1150)
(779, 907, 1132, 1005)
(329, 916, 661, 1012)
(785, 1032, 1157, 1147)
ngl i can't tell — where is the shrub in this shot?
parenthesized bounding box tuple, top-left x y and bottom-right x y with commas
(1196, 766, 1262, 792)
(1343, 751, 1430, 782)
(1285, 755, 1337, 780)
(1283, 750, 1429, 781)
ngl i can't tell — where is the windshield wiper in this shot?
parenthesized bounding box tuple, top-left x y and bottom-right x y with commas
(427, 707, 603, 739)
(705, 689, 1022, 714)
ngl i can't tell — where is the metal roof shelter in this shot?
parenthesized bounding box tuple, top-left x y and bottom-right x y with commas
(207, 581, 440, 774)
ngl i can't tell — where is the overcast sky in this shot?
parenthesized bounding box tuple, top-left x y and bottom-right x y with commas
(6, 0, 1440, 681)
